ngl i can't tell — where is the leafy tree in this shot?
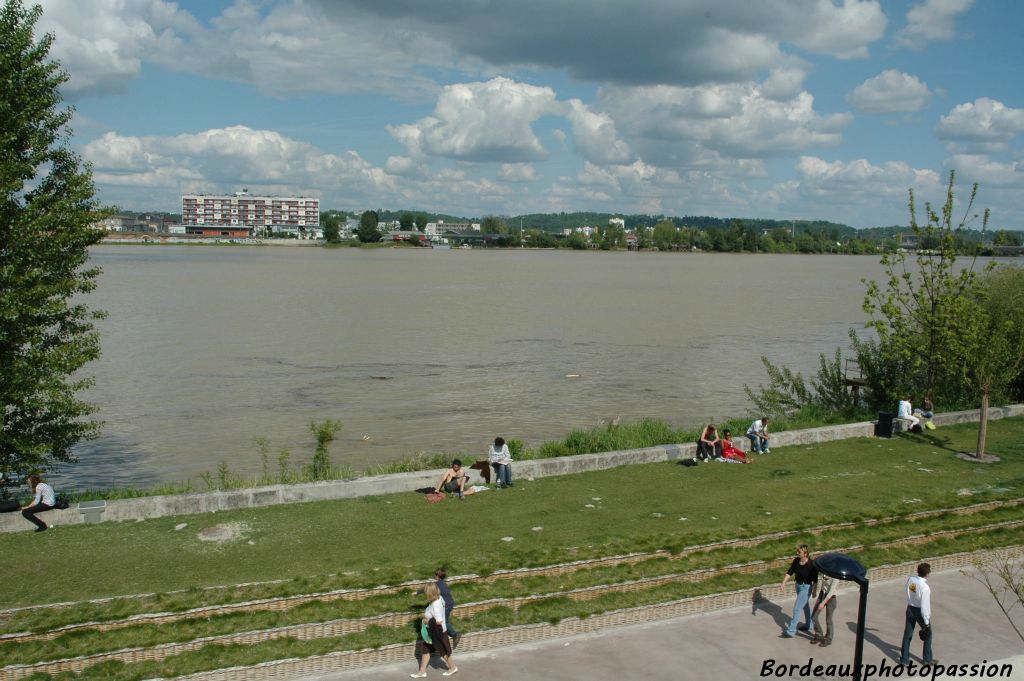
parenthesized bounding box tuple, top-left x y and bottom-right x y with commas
(481, 215, 508, 234)
(321, 214, 342, 243)
(964, 266, 1024, 457)
(860, 171, 988, 410)
(414, 213, 429, 232)
(357, 210, 381, 242)
(1, 0, 108, 474)
(399, 211, 414, 231)
(652, 219, 677, 250)
(408, 232, 421, 246)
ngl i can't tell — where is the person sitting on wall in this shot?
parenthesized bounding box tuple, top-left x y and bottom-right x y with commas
(914, 397, 936, 430)
(488, 436, 514, 488)
(746, 417, 771, 454)
(897, 396, 921, 431)
(21, 474, 56, 533)
(435, 459, 472, 498)
(696, 423, 722, 462)
(719, 429, 751, 464)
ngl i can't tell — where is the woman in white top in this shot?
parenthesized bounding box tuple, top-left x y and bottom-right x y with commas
(411, 583, 457, 677)
(21, 474, 56, 532)
(488, 436, 513, 488)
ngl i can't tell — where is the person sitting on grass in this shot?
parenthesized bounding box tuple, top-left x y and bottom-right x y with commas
(719, 430, 751, 464)
(435, 459, 472, 498)
(696, 423, 721, 462)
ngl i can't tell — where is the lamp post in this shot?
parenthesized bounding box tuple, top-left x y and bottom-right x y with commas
(814, 553, 869, 681)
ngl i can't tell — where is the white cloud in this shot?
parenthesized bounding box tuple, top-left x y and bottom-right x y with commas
(847, 70, 932, 113)
(935, 98, 1024, 152)
(795, 156, 941, 199)
(564, 100, 633, 165)
(38, 0, 452, 99)
(945, 154, 1024, 188)
(388, 78, 559, 163)
(498, 164, 537, 183)
(599, 78, 851, 166)
(83, 126, 395, 199)
(896, 0, 974, 49)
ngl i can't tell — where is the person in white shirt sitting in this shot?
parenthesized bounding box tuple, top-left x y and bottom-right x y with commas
(488, 437, 514, 488)
(897, 396, 921, 430)
(21, 474, 55, 533)
(746, 417, 770, 454)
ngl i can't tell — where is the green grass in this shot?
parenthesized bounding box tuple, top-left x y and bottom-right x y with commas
(62, 410, 858, 501)
(17, 526, 1022, 681)
(1, 418, 1021, 615)
(4, 503, 1021, 666)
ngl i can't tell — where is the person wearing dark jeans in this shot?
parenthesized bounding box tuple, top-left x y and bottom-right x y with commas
(488, 436, 513, 488)
(435, 568, 461, 648)
(900, 563, 935, 665)
(21, 474, 56, 532)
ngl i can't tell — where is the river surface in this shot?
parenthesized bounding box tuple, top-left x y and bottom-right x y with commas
(57, 246, 886, 489)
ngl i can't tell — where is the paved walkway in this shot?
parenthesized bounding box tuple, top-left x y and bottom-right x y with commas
(302, 565, 1024, 681)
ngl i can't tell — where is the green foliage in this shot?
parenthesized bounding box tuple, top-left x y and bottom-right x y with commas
(308, 419, 342, 480)
(357, 210, 380, 242)
(0, 0, 109, 474)
(743, 349, 860, 419)
(414, 213, 428, 232)
(320, 214, 342, 243)
(481, 215, 508, 234)
(398, 211, 414, 231)
(860, 171, 990, 410)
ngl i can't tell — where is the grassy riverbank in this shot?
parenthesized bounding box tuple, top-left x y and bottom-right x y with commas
(1, 418, 1021, 609)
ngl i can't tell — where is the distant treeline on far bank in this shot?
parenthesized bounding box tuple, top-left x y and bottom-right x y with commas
(109, 208, 1024, 256)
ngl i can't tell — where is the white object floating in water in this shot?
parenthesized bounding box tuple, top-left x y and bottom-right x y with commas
(501, 536, 514, 542)
(175, 523, 188, 531)
(565, 374, 581, 378)
(362, 434, 371, 441)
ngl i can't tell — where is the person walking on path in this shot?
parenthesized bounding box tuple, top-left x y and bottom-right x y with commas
(21, 474, 55, 532)
(810, 574, 839, 646)
(488, 437, 513, 488)
(435, 568, 461, 648)
(411, 583, 457, 677)
(781, 544, 817, 638)
(747, 417, 770, 454)
(899, 562, 936, 666)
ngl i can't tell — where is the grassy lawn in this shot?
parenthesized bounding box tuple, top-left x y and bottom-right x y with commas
(1, 418, 1022, 610)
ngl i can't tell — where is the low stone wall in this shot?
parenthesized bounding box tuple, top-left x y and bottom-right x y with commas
(2, 404, 1021, 533)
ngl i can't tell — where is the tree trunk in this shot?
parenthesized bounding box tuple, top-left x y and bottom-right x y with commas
(975, 390, 989, 458)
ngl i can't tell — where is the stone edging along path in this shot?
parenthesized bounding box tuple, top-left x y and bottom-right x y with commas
(2, 405, 1021, 534)
(25, 547, 1012, 681)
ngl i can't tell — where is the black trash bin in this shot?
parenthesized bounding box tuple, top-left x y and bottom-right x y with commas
(875, 411, 895, 438)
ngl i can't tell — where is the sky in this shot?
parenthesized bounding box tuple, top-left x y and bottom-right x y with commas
(36, 0, 1024, 228)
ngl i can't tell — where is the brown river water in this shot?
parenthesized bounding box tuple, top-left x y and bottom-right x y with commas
(58, 246, 887, 488)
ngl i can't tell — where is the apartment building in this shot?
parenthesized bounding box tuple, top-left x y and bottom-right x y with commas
(181, 190, 320, 236)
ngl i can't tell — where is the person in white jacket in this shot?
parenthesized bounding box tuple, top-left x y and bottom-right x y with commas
(411, 583, 458, 677)
(488, 436, 513, 488)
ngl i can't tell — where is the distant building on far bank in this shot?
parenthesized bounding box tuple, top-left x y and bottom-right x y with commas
(182, 189, 320, 237)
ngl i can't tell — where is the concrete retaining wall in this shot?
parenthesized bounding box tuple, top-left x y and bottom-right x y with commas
(3, 404, 1021, 533)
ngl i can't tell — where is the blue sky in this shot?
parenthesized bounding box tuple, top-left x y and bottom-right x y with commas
(38, 0, 1024, 228)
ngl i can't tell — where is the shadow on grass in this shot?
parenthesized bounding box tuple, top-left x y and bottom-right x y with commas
(898, 432, 962, 456)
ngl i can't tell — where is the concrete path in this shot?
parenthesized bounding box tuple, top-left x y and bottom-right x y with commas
(301, 565, 1024, 681)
